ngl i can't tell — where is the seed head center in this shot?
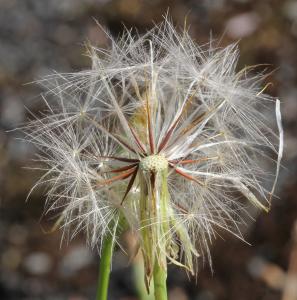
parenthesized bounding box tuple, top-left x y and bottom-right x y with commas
(140, 155, 168, 172)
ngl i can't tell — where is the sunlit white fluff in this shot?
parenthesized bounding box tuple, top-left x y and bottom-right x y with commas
(24, 19, 283, 278)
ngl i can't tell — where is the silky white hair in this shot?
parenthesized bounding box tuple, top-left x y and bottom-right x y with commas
(24, 18, 283, 273)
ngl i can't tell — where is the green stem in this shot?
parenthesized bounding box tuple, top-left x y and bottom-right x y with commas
(153, 261, 168, 300)
(96, 237, 114, 300)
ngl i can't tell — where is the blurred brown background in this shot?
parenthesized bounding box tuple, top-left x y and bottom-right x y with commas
(0, 0, 296, 299)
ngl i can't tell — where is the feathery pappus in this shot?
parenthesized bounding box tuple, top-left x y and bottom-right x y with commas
(24, 19, 283, 282)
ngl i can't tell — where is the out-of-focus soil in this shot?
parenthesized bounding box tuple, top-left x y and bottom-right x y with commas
(0, 1, 296, 299)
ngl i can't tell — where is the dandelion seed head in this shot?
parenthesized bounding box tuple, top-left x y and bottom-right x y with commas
(23, 17, 283, 279)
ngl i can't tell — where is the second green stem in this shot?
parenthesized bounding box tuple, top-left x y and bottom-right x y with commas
(153, 261, 168, 300)
(96, 237, 114, 300)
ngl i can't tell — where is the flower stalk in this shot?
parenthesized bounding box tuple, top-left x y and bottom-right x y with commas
(153, 260, 168, 300)
(96, 236, 114, 300)
(139, 160, 170, 299)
